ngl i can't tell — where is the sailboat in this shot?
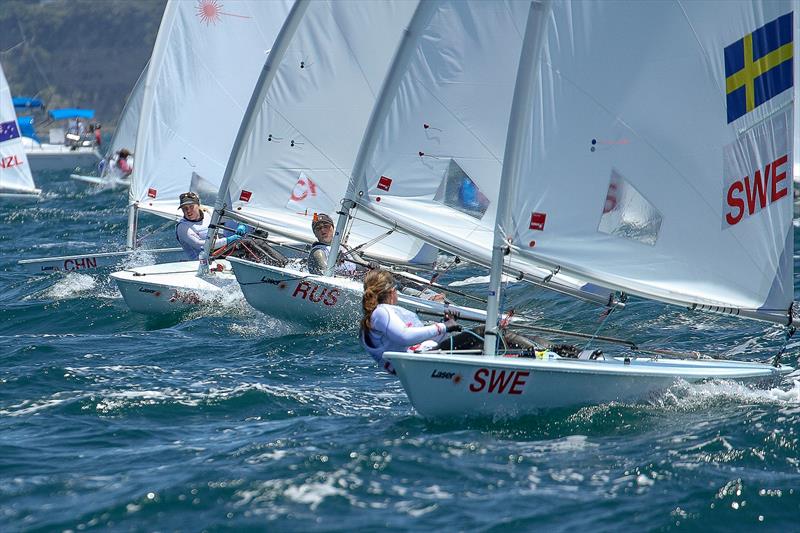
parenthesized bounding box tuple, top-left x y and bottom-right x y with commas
(0, 62, 40, 198)
(108, 0, 293, 314)
(13, 99, 102, 172)
(345, 0, 795, 417)
(194, 0, 498, 327)
(203, 0, 613, 330)
(70, 64, 148, 189)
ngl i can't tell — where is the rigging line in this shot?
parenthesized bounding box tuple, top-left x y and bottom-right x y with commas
(340, 227, 394, 258)
(208, 222, 309, 255)
(0, 40, 24, 55)
(396, 270, 486, 304)
(135, 219, 176, 245)
(770, 325, 796, 367)
(581, 304, 617, 353)
(344, 211, 397, 234)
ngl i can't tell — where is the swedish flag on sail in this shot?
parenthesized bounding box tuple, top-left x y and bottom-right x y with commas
(725, 13, 793, 123)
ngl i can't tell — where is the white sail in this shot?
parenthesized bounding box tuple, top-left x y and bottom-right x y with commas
(0, 62, 38, 196)
(499, 1, 794, 324)
(129, 0, 292, 222)
(217, 0, 430, 264)
(104, 63, 147, 170)
(340, 0, 612, 303)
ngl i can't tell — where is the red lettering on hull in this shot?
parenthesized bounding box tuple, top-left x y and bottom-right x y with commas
(291, 281, 339, 306)
(62, 257, 98, 271)
(469, 368, 529, 395)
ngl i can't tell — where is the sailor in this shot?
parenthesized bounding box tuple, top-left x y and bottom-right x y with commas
(360, 269, 462, 374)
(360, 269, 543, 374)
(306, 213, 360, 276)
(115, 148, 133, 178)
(175, 191, 243, 260)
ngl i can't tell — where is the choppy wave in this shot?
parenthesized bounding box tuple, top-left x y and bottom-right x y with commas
(3, 169, 800, 531)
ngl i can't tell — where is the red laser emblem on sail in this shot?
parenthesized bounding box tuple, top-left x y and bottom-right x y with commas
(290, 176, 317, 202)
(195, 0, 251, 26)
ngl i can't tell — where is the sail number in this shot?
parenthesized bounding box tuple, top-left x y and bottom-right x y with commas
(469, 368, 529, 395)
(0, 155, 24, 169)
(725, 153, 788, 226)
(292, 281, 339, 306)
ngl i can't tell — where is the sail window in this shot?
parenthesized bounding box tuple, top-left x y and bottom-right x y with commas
(433, 159, 490, 219)
(597, 169, 662, 246)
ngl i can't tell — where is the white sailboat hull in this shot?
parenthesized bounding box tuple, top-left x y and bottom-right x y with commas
(23, 140, 101, 171)
(228, 256, 489, 328)
(110, 259, 235, 314)
(386, 351, 793, 418)
(69, 173, 130, 189)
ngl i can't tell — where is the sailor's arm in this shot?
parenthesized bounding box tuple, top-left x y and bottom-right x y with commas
(374, 306, 448, 346)
(308, 248, 328, 274)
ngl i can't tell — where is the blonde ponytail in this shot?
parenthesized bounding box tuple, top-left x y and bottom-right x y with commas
(361, 269, 395, 332)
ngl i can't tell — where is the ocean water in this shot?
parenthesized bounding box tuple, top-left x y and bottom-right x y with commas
(2, 169, 800, 531)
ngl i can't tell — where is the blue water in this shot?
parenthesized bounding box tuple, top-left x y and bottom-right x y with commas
(2, 170, 800, 531)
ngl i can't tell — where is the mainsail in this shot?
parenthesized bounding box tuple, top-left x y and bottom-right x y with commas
(334, 0, 613, 305)
(498, 1, 795, 324)
(0, 62, 38, 197)
(211, 0, 432, 264)
(128, 0, 292, 242)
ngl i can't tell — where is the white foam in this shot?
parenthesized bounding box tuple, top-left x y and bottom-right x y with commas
(0, 397, 70, 416)
(29, 272, 98, 300)
(283, 479, 346, 510)
(659, 378, 800, 409)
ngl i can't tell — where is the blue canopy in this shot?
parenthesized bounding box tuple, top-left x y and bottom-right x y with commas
(16, 116, 40, 143)
(48, 108, 95, 121)
(13, 97, 44, 109)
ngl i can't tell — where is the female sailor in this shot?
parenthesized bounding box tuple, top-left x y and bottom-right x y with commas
(360, 269, 462, 374)
(360, 270, 545, 374)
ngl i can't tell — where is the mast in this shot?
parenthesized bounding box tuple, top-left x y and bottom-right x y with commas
(794, 2, 799, 214)
(325, 0, 435, 276)
(200, 0, 311, 274)
(485, 0, 552, 355)
(126, 0, 176, 250)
